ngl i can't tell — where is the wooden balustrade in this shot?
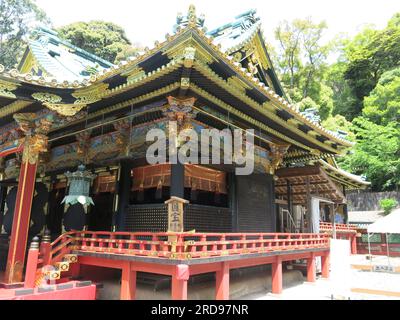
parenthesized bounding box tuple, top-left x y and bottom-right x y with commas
(320, 222, 358, 233)
(43, 231, 329, 263)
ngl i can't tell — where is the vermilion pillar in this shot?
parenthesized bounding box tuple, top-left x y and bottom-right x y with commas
(215, 262, 230, 300)
(120, 262, 136, 300)
(307, 253, 316, 283)
(272, 257, 282, 294)
(321, 253, 330, 279)
(4, 113, 51, 284)
(5, 156, 39, 283)
(172, 264, 189, 300)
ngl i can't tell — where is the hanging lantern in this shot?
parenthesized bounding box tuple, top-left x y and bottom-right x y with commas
(62, 165, 96, 207)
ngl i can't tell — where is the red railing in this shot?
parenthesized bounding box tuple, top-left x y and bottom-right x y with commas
(320, 222, 358, 234)
(43, 231, 330, 262)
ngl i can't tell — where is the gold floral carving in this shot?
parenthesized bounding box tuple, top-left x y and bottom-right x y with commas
(0, 79, 19, 98)
(44, 103, 86, 117)
(32, 92, 62, 104)
(72, 82, 109, 105)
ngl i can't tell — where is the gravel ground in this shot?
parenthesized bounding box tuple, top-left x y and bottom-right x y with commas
(239, 255, 400, 300)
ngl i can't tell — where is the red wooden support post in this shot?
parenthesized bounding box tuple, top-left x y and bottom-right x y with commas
(351, 234, 357, 255)
(40, 230, 52, 265)
(5, 153, 39, 284)
(24, 237, 40, 288)
(321, 253, 330, 279)
(4, 115, 52, 284)
(271, 256, 282, 294)
(171, 264, 189, 300)
(215, 262, 230, 300)
(307, 253, 316, 283)
(120, 261, 136, 300)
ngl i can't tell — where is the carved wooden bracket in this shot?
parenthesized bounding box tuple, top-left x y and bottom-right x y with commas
(13, 113, 53, 165)
(164, 96, 198, 132)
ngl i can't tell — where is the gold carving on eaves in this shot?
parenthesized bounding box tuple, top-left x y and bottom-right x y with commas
(0, 101, 32, 118)
(0, 79, 19, 98)
(164, 42, 214, 65)
(121, 67, 146, 83)
(32, 92, 62, 104)
(227, 76, 251, 94)
(180, 77, 190, 89)
(32, 92, 87, 117)
(183, 47, 196, 68)
(44, 103, 86, 117)
(72, 82, 109, 105)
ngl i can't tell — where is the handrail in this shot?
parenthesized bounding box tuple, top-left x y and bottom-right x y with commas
(43, 231, 330, 261)
(320, 222, 358, 233)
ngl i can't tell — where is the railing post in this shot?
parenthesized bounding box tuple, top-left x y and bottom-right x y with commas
(271, 256, 282, 294)
(40, 230, 52, 265)
(24, 237, 40, 288)
(307, 253, 316, 283)
(171, 265, 189, 300)
(215, 262, 230, 300)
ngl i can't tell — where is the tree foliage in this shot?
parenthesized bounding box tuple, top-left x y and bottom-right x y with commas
(273, 13, 400, 191)
(379, 198, 398, 215)
(274, 17, 333, 120)
(57, 21, 142, 63)
(0, 0, 49, 68)
(338, 118, 400, 191)
(341, 15, 400, 120)
(363, 68, 400, 126)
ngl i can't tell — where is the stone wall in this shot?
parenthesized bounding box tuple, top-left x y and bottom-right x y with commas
(347, 191, 400, 211)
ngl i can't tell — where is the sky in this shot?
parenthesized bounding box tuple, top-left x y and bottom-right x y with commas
(35, 0, 400, 47)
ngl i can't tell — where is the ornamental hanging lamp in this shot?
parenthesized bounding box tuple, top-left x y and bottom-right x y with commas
(62, 164, 97, 207)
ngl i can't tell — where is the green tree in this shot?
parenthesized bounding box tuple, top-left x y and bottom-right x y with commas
(274, 17, 334, 121)
(325, 59, 358, 120)
(0, 0, 49, 68)
(363, 68, 400, 126)
(339, 117, 400, 191)
(343, 14, 400, 119)
(299, 19, 330, 99)
(58, 21, 141, 63)
(275, 19, 304, 92)
(380, 198, 398, 215)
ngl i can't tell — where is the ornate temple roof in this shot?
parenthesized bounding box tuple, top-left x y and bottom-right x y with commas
(0, 5, 358, 166)
(207, 10, 261, 53)
(18, 26, 114, 81)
